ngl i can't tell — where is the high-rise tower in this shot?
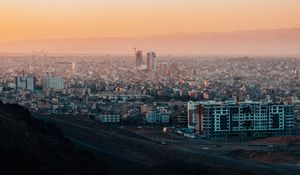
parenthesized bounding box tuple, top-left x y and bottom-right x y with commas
(135, 50, 144, 68)
(147, 52, 157, 72)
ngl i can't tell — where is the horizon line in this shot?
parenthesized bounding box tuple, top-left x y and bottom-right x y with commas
(1, 52, 300, 57)
(1, 27, 300, 44)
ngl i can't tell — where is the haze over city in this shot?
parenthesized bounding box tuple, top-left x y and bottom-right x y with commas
(1, 0, 300, 55)
(1, 1, 300, 175)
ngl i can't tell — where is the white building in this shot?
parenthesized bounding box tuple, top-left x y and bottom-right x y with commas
(43, 76, 64, 90)
(15, 76, 36, 91)
(96, 114, 120, 123)
(145, 111, 170, 124)
(188, 100, 295, 138)
(145, 111, 159, 123)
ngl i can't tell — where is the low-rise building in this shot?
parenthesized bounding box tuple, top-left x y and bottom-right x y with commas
(96, 114, 120, 123)
(145, 111, 170, 124)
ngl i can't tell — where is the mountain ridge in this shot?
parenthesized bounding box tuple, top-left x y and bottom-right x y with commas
(1, 28, 300, 55)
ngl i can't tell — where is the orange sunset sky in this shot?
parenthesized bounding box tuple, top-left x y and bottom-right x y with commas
(0, 0, 300, 43)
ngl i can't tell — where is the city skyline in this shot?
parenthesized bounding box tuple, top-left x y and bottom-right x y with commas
(1, 1, 300, 175)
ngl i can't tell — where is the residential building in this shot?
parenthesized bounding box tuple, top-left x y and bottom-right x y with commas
(15, 76, 36, 91)
(145, 111, 170, 124)
(96, 114, 120, 123)
(188, 100, 295, 138)
(43, 76, 64, 90)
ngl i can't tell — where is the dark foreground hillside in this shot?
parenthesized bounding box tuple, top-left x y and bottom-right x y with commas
(1, 102, 298, 175)
(0, 102, 108, 175)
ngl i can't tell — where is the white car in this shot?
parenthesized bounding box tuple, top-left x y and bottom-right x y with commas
(161, 141, 167, 145)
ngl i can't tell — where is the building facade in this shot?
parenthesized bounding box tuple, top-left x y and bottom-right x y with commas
(43, 76, 64, 90)
(135, 50, 144, 68)
(147, 52, 157, 72)
(188, 101, 295, 138)
(15, 76, 36, 91)
(96, 114, 120, 123)
(145, 111, 170, 124)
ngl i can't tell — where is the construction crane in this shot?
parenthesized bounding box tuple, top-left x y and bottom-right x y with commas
(132, 47, 139, 54)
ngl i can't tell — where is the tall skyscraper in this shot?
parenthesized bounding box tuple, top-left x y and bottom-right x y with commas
(135, 50, 144, 68)
(147, 52, 157, 72)
(43, 76, 64, 90)
(15, 76, 36, 91)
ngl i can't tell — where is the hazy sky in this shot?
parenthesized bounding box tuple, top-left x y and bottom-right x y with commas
(0, 0, 300, 42)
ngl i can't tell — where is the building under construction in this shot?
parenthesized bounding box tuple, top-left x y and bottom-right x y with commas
(134, 49, 144, 68)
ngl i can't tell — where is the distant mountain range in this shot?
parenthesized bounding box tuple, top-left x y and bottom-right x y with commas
(1, 28, 300, 55)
